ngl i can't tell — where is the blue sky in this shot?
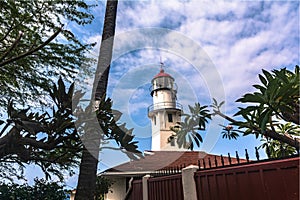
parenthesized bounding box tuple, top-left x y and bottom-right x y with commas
(27, 0, 300, 188)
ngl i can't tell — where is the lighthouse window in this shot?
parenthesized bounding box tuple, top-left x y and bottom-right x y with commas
(154, 116, 156, 125)
(168, 114, 173, 122)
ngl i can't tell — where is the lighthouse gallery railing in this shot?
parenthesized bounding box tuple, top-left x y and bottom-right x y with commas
(148, 102, 183, 113)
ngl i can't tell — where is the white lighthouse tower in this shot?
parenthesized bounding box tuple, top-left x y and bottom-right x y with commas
(148, 66, 183, 151)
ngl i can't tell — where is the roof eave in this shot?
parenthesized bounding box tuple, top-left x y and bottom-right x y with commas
(100, 171, 156, 177)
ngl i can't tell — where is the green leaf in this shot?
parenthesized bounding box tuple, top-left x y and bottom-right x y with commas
(231, 132, 239, 140)
(253, 84, 266, 93)
(259, 74, 267, 86)
(188, 135, 193, 150)
(219, 101, 225, 108)
(273, 69, 289, 83)
(212, 98, 217, 106)
(188, 105, 194, 114)
(262, 69, 274, 82)
(194, 132, 203, 143)
(191, 131, 199, 147)
(236, 93, 265, 103)
(112, 110, 122, 122)
(243, 128, 252, 136)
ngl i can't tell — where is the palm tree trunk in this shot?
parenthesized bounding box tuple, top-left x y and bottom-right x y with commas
(75, 1, 118, 199)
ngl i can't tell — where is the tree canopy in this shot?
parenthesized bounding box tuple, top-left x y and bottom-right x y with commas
(0, 1, 141, 194)
(0, 0, 95, 108)
(0, 77, 141, 181)
(0, 78, 83, 181)
(172, 66, 300, 157)
(0, 178, 68, 200)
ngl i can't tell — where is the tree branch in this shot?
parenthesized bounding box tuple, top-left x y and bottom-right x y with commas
(213, 109, 300, 149)
(0, 26, 63, 67)
(0, 21, 15, 43)
(0, 126, 79, 161)
(0, 31, 23, 62)
(213, 109, 237, 123)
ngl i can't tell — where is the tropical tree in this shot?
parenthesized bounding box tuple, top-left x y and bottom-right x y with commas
(74, 97, 141, 200)
(172, 66, 300, 157)
(0, 178, 68, 200)
(0, 1, 139, 198)
(170, 103, 211, 150)
(0, 78, 83, 181)
(75, 1, 141, 199)
(0, 0, 95, 108)
(0, 0, 96, 185)
(0, 77, 140, 184)
(74, 0, 119, 198)
(259, 123, 300, 158)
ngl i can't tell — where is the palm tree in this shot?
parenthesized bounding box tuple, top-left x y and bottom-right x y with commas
(75, 1, 118, 199)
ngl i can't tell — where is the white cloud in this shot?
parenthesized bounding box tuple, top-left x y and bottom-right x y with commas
(79, 0, 299, 122)
(77, 0, 298, 154)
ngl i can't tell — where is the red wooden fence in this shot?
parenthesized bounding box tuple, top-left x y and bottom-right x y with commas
(194, 156, 299, 200)
(128, 179, 143, 200)
(127, 156, 299, 200)
(148, 174, 183, 200)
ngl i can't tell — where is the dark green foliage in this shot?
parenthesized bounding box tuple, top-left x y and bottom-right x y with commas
(235, 66, 299, 131)
(259, 138, 297, 158)
(0, 77, 141, 181)
(0, 179, 67, 200)
(171, 102, 211, 150)
(174, 66, 299, 157)
(94, 176, 114, 200)
(0, 77, 83, 181)
(258, 122, 299, 158)
(220, 124, 241, 140)
(0, 0, 96, 108)
(75, 96, 142, 160)
(97, 99, 140, 156)
(233, 66, 299, 156)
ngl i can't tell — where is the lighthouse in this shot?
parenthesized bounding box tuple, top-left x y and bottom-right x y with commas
(148, 66, 183, 151)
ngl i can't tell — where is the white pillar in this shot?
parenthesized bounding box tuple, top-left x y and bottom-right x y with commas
(142, 174, 151, 200)
(182, 165, 198, 200)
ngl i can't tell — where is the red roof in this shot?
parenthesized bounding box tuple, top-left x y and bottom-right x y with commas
(104, 151, 246, 173)
(153, 69, 173, 79)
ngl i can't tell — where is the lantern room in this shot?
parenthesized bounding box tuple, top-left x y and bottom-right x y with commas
(150, 69, 177, 96)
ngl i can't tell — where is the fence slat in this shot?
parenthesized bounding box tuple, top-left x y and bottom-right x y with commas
(148, 174, 183, 200)
(194, 157, 299, 200)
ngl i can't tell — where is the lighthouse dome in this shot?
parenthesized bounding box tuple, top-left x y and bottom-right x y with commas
(153, 69, 174, 79)
(150, 68, 177, 96)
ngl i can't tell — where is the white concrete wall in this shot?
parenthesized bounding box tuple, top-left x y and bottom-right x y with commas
(151, 109, 183, 151)
(152, 130, 161, 151)
(151, 111, 176, 151)
(151, 111, 161, 151)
